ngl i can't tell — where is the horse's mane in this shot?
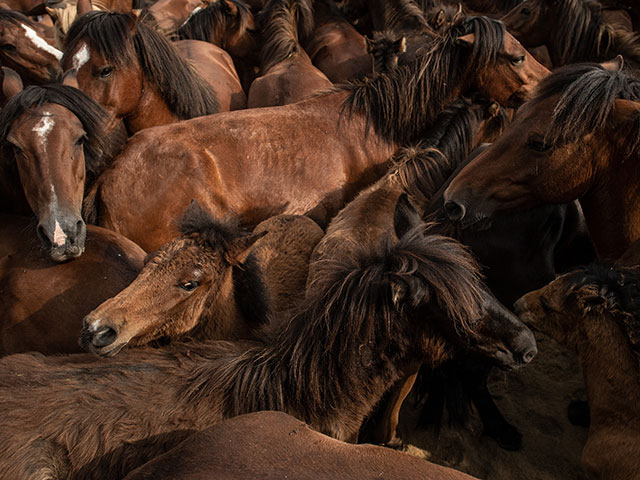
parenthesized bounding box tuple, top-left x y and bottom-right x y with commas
(550, 0, 640, 66)
(62, 11, 219, 120)
(258, 0, 314, 72)
(0, 85, 110, 185)
(185, 225, 485, 422)
(177, 0, 253, 46)
(340, 15, 505, 146)
(0, 7, 38, 28)
(385, 0, 429, 32)
(533, 63, 640, 152)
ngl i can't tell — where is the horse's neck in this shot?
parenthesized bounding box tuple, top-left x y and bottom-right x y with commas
(125, 81, 178, 134)
(577, 312, 640, 428)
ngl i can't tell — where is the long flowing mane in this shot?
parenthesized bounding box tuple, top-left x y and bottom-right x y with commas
(184, 225, 485, 431)
(340, 15, 505, 145)
(549, 0, 640, 66)
(257, 0, 314, 72)
(0, 85, 110, 185)
(62, 11, 219, 119)
(176, 0, 253, 46)
(532, 63, 640, 151)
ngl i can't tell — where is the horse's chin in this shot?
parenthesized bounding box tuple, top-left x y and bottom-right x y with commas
(88, 342, 127, 358)
(49, 245, 85, 263)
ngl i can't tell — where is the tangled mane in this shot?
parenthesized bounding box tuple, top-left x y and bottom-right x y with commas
(177, 0, 253, 46)
(62, 11, 219, 119)
(548, 0, 640, 66)
(533, 63, 640, 151)
(257, 0, 314, 72)
(0, 85, 110, 185)
(340, 16, 505, 145)
(385, 0, 429, 32)
(185, 224, 485, 423)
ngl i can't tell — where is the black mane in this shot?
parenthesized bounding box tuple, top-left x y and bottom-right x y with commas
(177, 0, 253, 45)
(63, 11, 219, 120)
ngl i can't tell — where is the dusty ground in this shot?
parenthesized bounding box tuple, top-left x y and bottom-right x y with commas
(398, 332, 589, 479)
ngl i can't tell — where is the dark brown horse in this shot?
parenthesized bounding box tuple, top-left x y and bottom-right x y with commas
(0, 216, 528, 479)
(0, 8, 62, 85)
(515, 263, 640, 479)
(444, 61, 640, 260)
(0, 84, 111, 261)
(123, 411, 480, 480)
(365, 30, 406, 74)
(61, 11, 220, 134)
(247, 0, 332, 107)
(87, 15, 549, 252)
(501, 0, 640, 71)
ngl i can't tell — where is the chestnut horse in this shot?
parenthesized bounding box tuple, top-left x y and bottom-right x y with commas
(61, 11, 220, 134)
(0, 84, 111, 261)
(86, 15, 549, 252)
(0, 8, 62, 85)
(247, 0, 332, 107)
(444, 61, 640, 260)
(0, 218, 145, 355)
(501, 0, 640, 71)
(123, 411, 480, 480)
(0, 218, 533, 479)
(515, 263, 640, 479)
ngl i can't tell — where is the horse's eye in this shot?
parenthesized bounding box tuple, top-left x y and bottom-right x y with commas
(179, 281, 200, 292)
(521, 7, 531, 16)
(526, 137, 551, 152)
(511, 55, 525, 66)
(75, 135, 86, 146)
(99, 66, 114, 78)
(2, 44, 16, 53)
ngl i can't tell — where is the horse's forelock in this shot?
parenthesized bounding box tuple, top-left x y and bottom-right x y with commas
(178, 0, 253, 41)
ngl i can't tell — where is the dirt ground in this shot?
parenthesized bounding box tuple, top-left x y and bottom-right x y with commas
(397, 332, 589, 479)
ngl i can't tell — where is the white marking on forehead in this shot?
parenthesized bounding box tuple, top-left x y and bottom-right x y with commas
(21, 23, 63, 60)
(180, 6, 203, 28)
(53, 219, 67, 246)
(33, 112, 55, 153)
(72, 43, 90, 72)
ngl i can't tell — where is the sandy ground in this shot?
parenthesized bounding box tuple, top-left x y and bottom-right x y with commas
(397, 332, 589, 479)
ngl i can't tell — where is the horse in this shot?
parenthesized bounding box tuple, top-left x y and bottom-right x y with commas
(0, 8, 62, 85)
(247, 0, 332, 108)
(443, 60, 640, 261)
(143, 0, 208, 35)
(0, 84, 112, 261)
(0, 65, 22, 106)
(123, 411, 480, 480)
(501, 0, 640, 71)
(365, 30, 406, 74)
(0, 218, 145, 355)
(86, 15, 549, 252)
(61, 11, 220, 134)
(515, 263, 640, 479)
(303, 0, 372, 84)
(176, 0, 260, 92)
(0, 211, 535, 479)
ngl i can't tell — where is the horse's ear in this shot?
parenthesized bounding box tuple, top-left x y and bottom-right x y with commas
(76, 0, 92, 17)
(601, 54, 624, 72)
(394, 36, 407, 54)
(390, 274, 429, 308)
(434, 9, 446, 28)
(46, 6, 59, 22)
(1, 67, 22, 102)
(226, 230, 267, 266)
(62, 69, 79, 88)
(455, 33, 475, 48)
(125, 11, 140, 33)
(486, 101, 500, 119)
(393, 193, 421, 239)
(223, 0, 239, 15)
(364, 35, 374, 53)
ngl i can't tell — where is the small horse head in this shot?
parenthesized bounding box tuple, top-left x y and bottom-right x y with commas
(365, 30, 406, 74)
(0, 9, 62, 84)
(80, 202, 266, 356)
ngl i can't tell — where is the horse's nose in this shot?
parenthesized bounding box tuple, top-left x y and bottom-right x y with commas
(91, 326, 118, 348)
(444, 200, 466, 222)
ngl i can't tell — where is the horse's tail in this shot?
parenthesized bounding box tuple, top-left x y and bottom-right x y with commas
(82, 181, 100, 225)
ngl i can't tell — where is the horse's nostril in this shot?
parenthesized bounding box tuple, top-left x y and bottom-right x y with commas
(36, 224, 52, 248)
(444, 200, 466, 221)
(91, 326, 117, 348)
(522, 347, 537, 364)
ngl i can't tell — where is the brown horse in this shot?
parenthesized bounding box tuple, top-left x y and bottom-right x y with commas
(123, 411, 480, 480)
(515, 263, 640, 480)
(87, 15, 549, 252)
(365, 30, 406, 74)
(501, 0, 640, 71)
(0, 217, 145, 355)
(61, 11, 219, 134)
(0, 216, 528, 479)
(176, 0, 260, 92)
(443, 61, 640, 260)
(247, 0, 332, 107)
(144, 0, 207, 35)
(0, 65, 23, 106)
(0, 8, 62, 85)
(0, 84, 111, 261)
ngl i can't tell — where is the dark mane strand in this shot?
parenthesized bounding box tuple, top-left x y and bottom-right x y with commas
(177, 0, 253, 45)
(0, 85, 110, 184)
(340, 16, 505, 145)
(258, 0, 314, 72)
(63, 11, 219, 119)
(0, 7, 39, 28)
(179, 203, 249, 252)
(233, 252, 270, 327)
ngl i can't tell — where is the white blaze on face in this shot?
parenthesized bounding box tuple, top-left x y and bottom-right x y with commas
(33, 112, 55, 153)
(72, 43, 91, 72)
(21, 23, 63, 60)
(53, 219, 67, 246)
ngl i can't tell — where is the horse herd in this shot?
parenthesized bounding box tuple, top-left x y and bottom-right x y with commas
(0, 0, 638, 478)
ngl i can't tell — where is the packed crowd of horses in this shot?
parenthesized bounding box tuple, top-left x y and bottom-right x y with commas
(0, 0, 639, 478)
